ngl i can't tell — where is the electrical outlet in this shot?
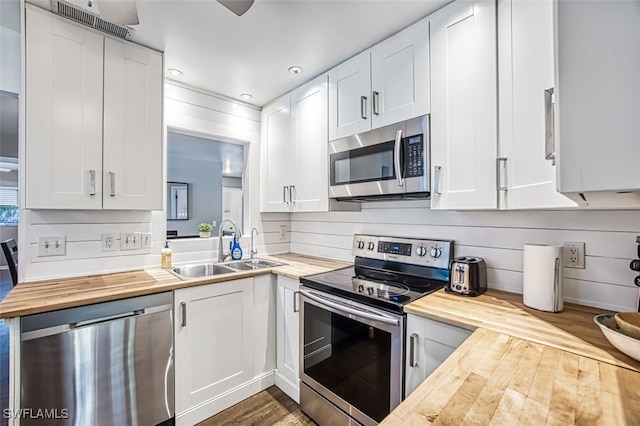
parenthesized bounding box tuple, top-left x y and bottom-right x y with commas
(564, 242, 585, 269)
(38, 236, 66, 257)
(141, 233, 152, 249)
(101, 233, 117, 252)
(121, 232, 142, 250)
(279, 225, 288, 240)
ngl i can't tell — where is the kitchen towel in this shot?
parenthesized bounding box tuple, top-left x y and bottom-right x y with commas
(523, 244, 564, 312)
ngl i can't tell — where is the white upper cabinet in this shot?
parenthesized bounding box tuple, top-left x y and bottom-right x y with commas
(328, 17, 430, 141)
(430, 0, 498, 210)
(25, 7, 104, 209)
(25, 6, 163, 210)
(328, 52, 371, 141)
(555, 0, 640, 208)
(102, 38, 163, 210)
(497, 0, 575, 210)
(370, 17, 430, 129)
(291, 75, 329, 212)
(260, 94, 293, 212)
(260, 75, 329, 213)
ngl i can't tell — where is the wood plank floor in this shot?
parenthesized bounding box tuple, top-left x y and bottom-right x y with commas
(197, 386, 315, 426)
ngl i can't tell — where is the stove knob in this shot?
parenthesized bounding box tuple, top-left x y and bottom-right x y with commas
(367, 287, 374, 295)
(357, 284, 365, 292)
(357, 240, 365, 249)
(367, 242, 375, 251)
(416, 246, 427, 257)
(430, 246, 441, 258)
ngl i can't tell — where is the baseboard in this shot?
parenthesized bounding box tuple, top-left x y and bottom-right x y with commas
(274, 371, 299, 403)
(176, 371, 275, 426)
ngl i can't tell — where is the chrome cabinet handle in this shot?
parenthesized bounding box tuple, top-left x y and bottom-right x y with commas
(553, 257, 561, 312)
(394, 129, 404, 187)
(409, 333, 419, 367)
(293, 290, 300, 313)
(283, 186, 289, 204)
(372, 91, 380, 115)
(545, 88, 556, 165)
(360, 95, 367, 119)
(496, 157, 508, 191)
(290, 185, 295, 204)
(181, 301, 187, 326)
(434, 166, 442, 195)
(89, 170, 96, 196)
(109, 172, 115, 196)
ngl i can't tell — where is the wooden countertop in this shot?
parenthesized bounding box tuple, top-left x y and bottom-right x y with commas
(0, 253, 349, 318)
(382, 289, 640, 425)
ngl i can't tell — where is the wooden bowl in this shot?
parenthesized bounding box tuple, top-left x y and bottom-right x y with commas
(594, 314, 640, 362)
(615, 312, 640, 340)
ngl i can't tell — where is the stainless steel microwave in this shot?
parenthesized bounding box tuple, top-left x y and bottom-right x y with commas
(329, 115, 430, 201)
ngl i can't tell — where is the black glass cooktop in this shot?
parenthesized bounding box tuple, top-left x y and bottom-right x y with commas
(300, 264, 446, 314)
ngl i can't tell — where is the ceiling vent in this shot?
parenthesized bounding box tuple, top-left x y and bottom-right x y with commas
(51, 0, 135, 40)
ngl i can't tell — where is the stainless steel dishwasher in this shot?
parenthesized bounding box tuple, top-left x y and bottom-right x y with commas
(20, 292, 174, 426)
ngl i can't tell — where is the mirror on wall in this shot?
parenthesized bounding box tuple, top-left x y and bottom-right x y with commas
(167, 182, 189, 220)
(166, 130, 245, 238)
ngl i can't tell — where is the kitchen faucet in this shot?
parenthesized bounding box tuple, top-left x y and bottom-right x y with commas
(250, 227, 259, 260)
(217, 219, 242, 263)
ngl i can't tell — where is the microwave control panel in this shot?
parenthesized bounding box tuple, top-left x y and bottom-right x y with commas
(405, 135, 424, 177)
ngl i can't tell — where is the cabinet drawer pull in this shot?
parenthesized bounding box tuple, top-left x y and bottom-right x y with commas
(89, 170, 96, 196)
(372, 91, 380, 115)
(293, 291, 300, 313)
(545, 87, 556, 165)
(109, 172, 116, 197)
(181, 301, 187, 326)
(409, 333, 419, 367)
(360, 96, 367, 120)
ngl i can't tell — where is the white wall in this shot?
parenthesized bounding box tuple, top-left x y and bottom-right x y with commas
(20, 81, 290, 282)
(290, 201, 640, 312)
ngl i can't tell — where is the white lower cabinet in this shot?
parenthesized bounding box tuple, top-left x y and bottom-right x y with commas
(174, 276, 275, 425)
(405, 314, 472, 397)
(275, 275, 300, 402)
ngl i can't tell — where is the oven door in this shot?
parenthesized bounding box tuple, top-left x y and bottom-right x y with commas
(299, 287, 403, 426)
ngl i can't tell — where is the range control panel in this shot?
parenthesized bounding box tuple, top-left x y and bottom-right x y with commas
(352, 234, 453, 270)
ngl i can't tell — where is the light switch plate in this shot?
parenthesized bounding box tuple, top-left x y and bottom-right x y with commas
(121, 232, 142, 250)
(141, 233, 152, 249)
(38, 236, 66, 256)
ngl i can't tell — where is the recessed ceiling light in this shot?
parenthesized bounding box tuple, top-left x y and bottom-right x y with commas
(288, 66, 303, 75)
(240, 93, 253, 101)
(167, 68, 183, 77)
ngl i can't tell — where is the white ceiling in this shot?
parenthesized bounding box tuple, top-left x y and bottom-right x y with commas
(29, 0, 451, 107)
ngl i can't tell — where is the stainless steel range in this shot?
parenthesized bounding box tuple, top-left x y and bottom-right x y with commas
(299, 234, 453, 425)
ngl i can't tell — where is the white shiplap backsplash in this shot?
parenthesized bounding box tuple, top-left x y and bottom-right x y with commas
(290, 200, 640, 312)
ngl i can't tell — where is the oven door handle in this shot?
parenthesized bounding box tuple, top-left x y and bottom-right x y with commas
(394, 129, 404, 187)
(299, 289, 400, 327)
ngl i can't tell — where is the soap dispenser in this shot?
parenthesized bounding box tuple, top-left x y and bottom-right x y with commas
(230, 233, 243, 260)
(161, 241, 172, 269)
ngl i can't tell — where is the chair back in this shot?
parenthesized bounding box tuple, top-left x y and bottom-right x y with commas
(1, 238, 18, 286)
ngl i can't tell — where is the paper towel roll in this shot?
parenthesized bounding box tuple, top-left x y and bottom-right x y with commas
(523, 244, 564, 312)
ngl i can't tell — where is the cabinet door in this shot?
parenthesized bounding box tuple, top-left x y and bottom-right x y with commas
(371, 17, 430, 129)
(103, 38, 163, 210)
(276, 276, 300, 402)
(253, 274, 276, 376)
(260, 95, 293, 212)
(291, 75, 329, 212)
(25, 7, 103, 209)
(497, 0, 575, 210)
(430, 0, 498, 210)
(174, 278, 254, 421)
(328, 51, 371, 141)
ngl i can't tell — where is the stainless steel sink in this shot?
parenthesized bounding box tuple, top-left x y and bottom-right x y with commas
(223, 258, 285, 271)
(169, 263, 236, 280)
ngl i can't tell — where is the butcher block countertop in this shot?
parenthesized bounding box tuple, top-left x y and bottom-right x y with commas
(382, 289, 640, 425)
(0, 253, 349, 318)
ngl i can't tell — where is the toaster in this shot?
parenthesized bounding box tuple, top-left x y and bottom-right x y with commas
(448, 256, 487, 296)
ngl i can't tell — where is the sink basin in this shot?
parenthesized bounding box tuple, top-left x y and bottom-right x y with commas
(223, 258, 285, 271)
(169, 263, 236, 280)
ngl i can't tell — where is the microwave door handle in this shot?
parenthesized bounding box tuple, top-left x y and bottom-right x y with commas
(394, 129, 404, 187)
